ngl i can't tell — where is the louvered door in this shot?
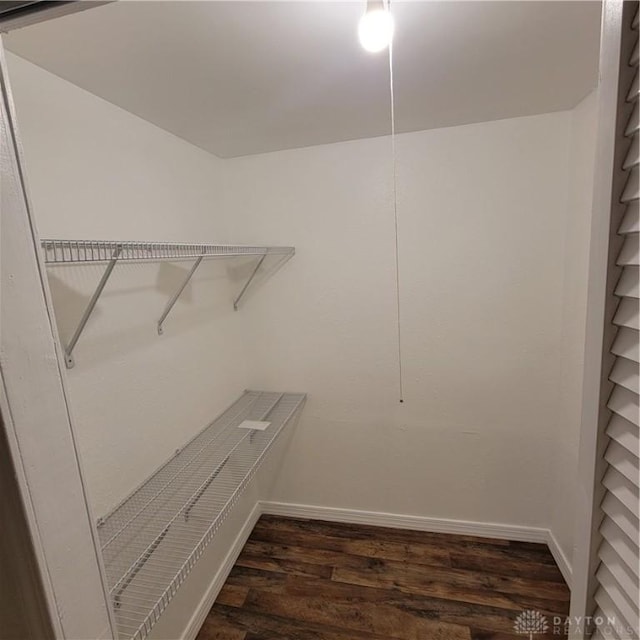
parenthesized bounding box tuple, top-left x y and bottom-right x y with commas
(592, 6, 640, 639)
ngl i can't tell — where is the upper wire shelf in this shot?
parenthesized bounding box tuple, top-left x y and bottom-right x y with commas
(40, 239, 295, 367)
(41, 239, 294, 265)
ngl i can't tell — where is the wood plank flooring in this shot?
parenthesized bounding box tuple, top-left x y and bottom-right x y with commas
(196, 516, 570, 640)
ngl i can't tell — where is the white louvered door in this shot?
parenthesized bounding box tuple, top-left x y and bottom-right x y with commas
(592, 6, 640, 639)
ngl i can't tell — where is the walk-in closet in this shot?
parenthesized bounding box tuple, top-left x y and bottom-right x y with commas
(0, 2, 637, 640)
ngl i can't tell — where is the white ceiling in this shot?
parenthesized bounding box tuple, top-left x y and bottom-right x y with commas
(4, 1, 601, 158)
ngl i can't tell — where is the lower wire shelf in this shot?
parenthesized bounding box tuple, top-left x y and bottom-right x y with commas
(97, 390, 306, 640)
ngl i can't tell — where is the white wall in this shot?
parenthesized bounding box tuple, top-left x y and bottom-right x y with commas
(227, 111, 575, 532)
(6, 53, 251, 518)
(551, 90, 598, 568)
(7, 49, 596, 578)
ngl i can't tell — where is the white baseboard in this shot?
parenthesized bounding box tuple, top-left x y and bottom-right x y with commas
(261, 500, 548, 541)
(183, 502, 262, 640)
(261, 501, 573, 587)
(545, 529, 573, 588)
(182, 499, 572, 639)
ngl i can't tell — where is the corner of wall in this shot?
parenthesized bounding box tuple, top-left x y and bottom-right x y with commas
(549, 88, 599, 572)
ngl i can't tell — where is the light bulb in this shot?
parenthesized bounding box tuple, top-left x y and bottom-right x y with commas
(358, 7, 394, 53)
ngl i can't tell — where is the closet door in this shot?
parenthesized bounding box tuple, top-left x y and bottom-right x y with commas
(592, 5, 639, 639)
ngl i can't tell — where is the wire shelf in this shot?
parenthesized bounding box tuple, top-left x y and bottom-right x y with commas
(41, 239, 294, 265)
(96, 390, 306, 640)
(39, 239, 296, 367)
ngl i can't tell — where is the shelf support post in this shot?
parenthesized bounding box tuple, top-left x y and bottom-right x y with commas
(64, 245, 122, 368)
(157, 256, 203, 335)
(234, 253, 266, 311)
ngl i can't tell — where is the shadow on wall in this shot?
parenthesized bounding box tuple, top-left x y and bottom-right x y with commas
(44, 254, 294, 368)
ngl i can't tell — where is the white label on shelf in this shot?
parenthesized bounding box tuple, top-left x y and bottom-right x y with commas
(238, 420, 271, 431)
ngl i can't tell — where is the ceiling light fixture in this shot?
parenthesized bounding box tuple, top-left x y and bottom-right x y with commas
(358, 0, 394, 53)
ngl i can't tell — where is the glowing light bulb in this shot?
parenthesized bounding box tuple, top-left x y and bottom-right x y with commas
(358, 6, 394, 53)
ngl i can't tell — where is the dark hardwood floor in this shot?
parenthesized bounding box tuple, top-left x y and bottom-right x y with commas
(196, 515, 570, 640)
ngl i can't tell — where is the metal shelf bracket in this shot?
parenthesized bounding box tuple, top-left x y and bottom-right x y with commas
(64, 245, 122, 368)
(234, 254, 266, 311)
(157, 256, 203, 335)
